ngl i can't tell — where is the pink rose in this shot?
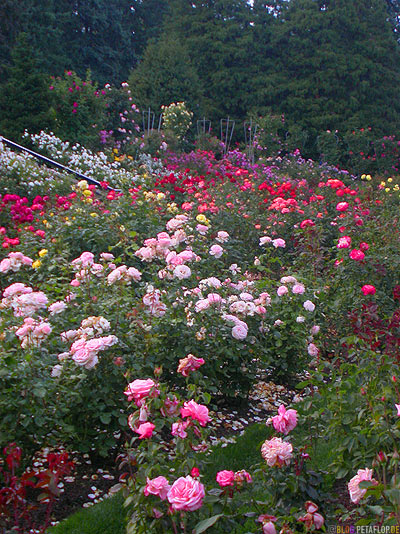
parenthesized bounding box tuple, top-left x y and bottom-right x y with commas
(348, 468, 376, 504)
(337, 236, 351, 249)
(361, 285, 376, 296)
(144, 476, 170, 500)
(167, 476, 205, 512)
(263, 522, 277, 534)
(396, 404, 400, 416)
(261, 437, 293, 467)
(209, 244, 223, 258)
(336, 201, 349, 211)
(216, 470, 235, 487)
(277, 286, 288, 297)
(292, 283, 305, 294)
(124, 379, 159, 406)
(349, 249, 365, 261)
(181, 400, 210, 426)
(231, 321, 248, 340)
(171, 420, 190, 439)
(135, 422, 155, 439)
(177, 354, 205, 377)
(270, 405, 298, 435)
(216, 231, 229, 242)
(272, 238, 286, 248)
(307, 343, 319, 357)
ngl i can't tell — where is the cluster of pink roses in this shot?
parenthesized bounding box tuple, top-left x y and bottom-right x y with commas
(59, 316, 117, 369)
(216, 469, 252, 488)
(124, 379, 210, 442)
(15, 317, 52, 348)
(0, 251, 32, 273)
(68, 335, 118, 369)
(2, 283, 48, 317)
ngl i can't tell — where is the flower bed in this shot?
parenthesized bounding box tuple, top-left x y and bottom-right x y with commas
(1, 137, 400, 531)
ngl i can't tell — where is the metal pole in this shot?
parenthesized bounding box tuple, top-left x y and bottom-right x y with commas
(0, 136, 119, 192)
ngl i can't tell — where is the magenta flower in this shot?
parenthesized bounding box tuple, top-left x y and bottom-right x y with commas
(135, 422, 155, 439)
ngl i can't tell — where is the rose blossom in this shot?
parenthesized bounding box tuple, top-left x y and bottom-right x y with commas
(303, 300, 315, 312)
(234, 470, 252, 485)
(124, 378, 159, 406)
(268, 405, 298, 435)
(216, 470, 235, 487)
(135, 422, 155, 439)
(337, 236, 351, 249)
(361, 285, 376, 296)
(348, 468, 377, 504)
(177, 354, 205, 377)
(292, 283, 305, 294)
(231, 321, 248, 340)
(261, 437, 293, 467)
(144, 476, 170, 500)
(307, 343, 319, 357)
(172, 420, 190, 439)
(173, 265, 191, 280)
(259, 236, 272, 246)
(216, 231, 229, 243)
(272, 238, 286, 248)
(396, 404, 400, 417)
(349, 249, 365, 261)
(167, 476, 205, 512)
(277, 285, 288, 297)
(209, 244, 223, 258)
(336, 201, 349, 211)
(48, 301, 67, 315)
(181, 400, 210, 426)
(263, 522, 276, 534)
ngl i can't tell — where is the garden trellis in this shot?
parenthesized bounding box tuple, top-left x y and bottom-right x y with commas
(220, 117, 235, 156)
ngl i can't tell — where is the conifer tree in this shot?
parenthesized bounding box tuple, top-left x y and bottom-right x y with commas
(0, 34, 53, 141)
(129, 32, 204, 114)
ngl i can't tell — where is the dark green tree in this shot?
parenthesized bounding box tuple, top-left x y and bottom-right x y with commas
(0, 34, 53, 141)
(264, 0, 400, 145)
(0, 0, 23, 81)
(129, 32, 204, 114)
(165, 0, 257, 121)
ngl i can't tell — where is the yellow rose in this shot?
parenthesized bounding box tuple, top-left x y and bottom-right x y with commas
(32, 260, 41, 269)
(385, 188, 390, 192)
(196, 214, 207, 223)
(38, 249, 48, 257)
(83, 189, 92, 197)
(366, 175, 372, 181)
(388, 177, 393, 183)
(77, 180, 88, 190)
(90, 212, 98, 217)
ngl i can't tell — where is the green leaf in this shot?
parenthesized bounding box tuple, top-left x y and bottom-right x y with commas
(100, 413, 112, 424)
(193, 514, 223, 534)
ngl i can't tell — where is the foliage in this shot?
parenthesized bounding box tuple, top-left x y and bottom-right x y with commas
(0, 33, 54, 141)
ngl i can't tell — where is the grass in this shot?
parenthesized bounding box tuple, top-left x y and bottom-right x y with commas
(48, 422, 335, 533)
(47, 492, 125, 534)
